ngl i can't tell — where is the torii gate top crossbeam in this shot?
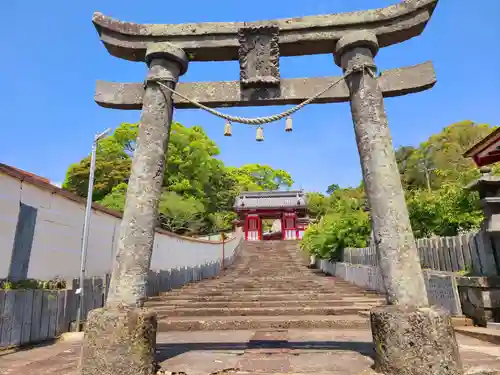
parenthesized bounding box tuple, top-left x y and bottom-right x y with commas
(93, 0, 438, 62)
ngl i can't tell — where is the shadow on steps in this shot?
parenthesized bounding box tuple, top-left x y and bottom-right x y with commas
(156, 340, 375, 362)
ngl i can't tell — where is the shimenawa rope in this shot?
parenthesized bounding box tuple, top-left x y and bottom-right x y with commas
(153, 64, 375, 126)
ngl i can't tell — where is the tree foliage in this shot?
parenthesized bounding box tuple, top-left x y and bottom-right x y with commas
(302, 120, 496, 258)
(227, 164, 293, 191)
(326, 183, 340, 195)
(302, 190, 370, 260)
(64, 122, 293, 236)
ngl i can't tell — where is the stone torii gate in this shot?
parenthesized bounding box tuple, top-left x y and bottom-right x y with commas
(80, 1, 464, 375)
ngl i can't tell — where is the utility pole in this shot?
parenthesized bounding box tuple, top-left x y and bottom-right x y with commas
(75, 128, 111, 332)
(421, 164, 434, 192)
(420, 146, 436, 192)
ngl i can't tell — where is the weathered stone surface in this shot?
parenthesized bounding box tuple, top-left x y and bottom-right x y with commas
(238, 25, 280, 87)
(334, 30, 379, 67)
(145, 43, 189, 75)
(143, 241, 383, 332)
(458, 277, 500, 326)
(4, 239, 500, 375)
(95, 61, 436, 110)
(423, 270, 462, 315)
(157, 315, 370, 331)
(370, 305, 463, 375)
(4, 329, 500, 375)
(79, 308, 157, 375)
(106, 51, 187, 308)
(336, 31, 428, 307)
(92, 0, 438, 62)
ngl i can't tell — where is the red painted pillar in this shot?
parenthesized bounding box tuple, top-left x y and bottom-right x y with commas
(281, 214, 285, 240)
(244, 215, 249, 241)
(258, 216, 262, 241)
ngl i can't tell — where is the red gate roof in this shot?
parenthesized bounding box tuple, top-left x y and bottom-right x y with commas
(464, 128, 500, 167)
(234, 190, 307, 211)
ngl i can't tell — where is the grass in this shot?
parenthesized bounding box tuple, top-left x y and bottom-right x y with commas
(0, 278, 66, 290)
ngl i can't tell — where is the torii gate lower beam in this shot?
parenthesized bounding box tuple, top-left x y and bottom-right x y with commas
(95, 62, 436, 110)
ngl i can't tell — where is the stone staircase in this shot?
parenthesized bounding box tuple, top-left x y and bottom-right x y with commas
(146, 240, 385, 331)
(3, 244, 498, 375)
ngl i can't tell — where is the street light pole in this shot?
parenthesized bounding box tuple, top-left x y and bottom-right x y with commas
(75, 128, 111, 332)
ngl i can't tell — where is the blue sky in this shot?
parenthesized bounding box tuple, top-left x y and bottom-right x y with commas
(1, 0, 499, 193)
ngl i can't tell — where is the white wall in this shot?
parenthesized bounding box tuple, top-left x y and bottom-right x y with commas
(0, 175, 21, 278)
(0, 172, 242, 280)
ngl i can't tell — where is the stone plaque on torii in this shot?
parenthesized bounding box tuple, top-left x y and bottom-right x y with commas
(80, 2, 465, 375)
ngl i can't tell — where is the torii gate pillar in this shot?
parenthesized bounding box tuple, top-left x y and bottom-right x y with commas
(335, 31, 462, 375)
(79, 44, 188, 375)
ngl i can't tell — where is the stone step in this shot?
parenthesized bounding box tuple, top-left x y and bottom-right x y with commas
(168, 287, 373, 294)
(181, 285, 348, 293)
(148, 294, 383, 303)
(160, 291, 376, 299)
(182, 281, 351, 287)
(173, 280, 355, 286)
(153, 304, 377, 317)
(455, 326, 500, 345)
(173, 288, 363, 294)
(153, 293, 379, 302)
(188, 278, 342, 283)
(206, 277, 334, 282)
(145, 299, 385, 309)
(157, 314, 369, 331)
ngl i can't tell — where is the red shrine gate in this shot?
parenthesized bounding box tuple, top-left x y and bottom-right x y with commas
(233, 191, 310, 241)
(464, 127, 500, 167)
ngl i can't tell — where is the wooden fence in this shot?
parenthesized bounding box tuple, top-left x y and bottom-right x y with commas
(0, 281, 101, 348)
(0, 243, 242, 348)
(344, 231, 496, 275)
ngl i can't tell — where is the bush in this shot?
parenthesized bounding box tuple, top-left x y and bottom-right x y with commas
(301, 210, 370, 261)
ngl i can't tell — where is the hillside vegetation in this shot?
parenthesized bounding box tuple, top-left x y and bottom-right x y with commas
(64, 122, 293, 236)
(301, 120, 498, 260)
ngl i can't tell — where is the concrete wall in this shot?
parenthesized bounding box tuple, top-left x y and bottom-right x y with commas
(315, 259, 463, 316)
(0, 171, 242, 280)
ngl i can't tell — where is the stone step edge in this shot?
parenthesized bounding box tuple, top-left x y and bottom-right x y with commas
(146, 300, 385, 307)
(454, 326, 500, 345)
(157, 316, 370, 331)
(154, 306, 379, 317)
(160, 291, 378, 296)
(357, 311, 474, 328)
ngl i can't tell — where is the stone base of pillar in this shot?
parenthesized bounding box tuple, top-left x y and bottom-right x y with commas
(370, 305, 463, 375)
(79, 307, 157, 375)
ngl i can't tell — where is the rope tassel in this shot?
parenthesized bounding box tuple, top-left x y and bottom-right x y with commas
(256, 126, 264, 142)
(285, 116, 293, 132)
(224, 120, 232, 136)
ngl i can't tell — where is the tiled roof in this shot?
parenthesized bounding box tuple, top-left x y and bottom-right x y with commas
(0, 163, 230, 244)
(234, 190, 307, 210)
(464, 127, 500, 157)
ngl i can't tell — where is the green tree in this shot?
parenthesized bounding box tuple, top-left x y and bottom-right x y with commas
(306, 192, 329, 218)
(407, 183, 483, 238)
(301, 209, 370, 260)
(303, 120, 497, 258)
(63, 122, 294, 236)
(396, 120, 496, 190)
(228, 164, 293, 192)
(98, 183, 128, 211)
(326, 183, 340, 195)
(301, 184, 370, 259)
(158, 192, 206, 235)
